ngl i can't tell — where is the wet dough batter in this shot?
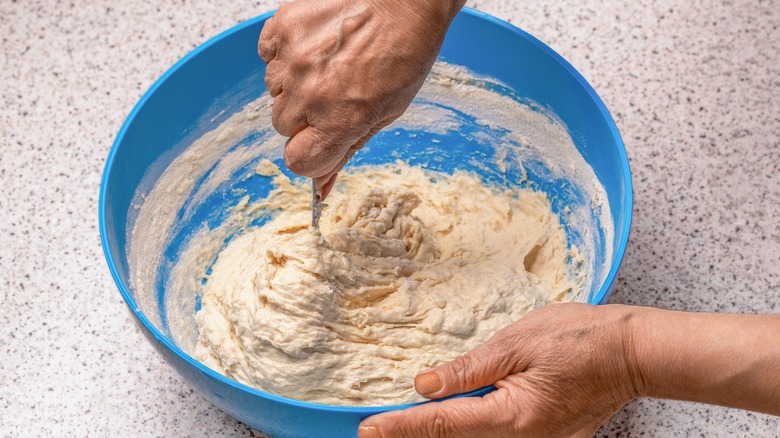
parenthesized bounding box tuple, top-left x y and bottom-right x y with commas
(195, 162, 582, 406)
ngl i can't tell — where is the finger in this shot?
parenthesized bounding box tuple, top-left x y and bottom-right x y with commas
(312, 116, 393, 197)
(319, 173, 338, 200)
(257, 16, 279, 63)
(313, 150, 351, 200)
(264, 59, 284, 98)
(359, 392, 514, 438)
(313, 146, 358, 195)
(284, 126, 351, 178)
(415, 328, 523, 399)
(313, 168, 340, 198)
(272, 92, 308, 137)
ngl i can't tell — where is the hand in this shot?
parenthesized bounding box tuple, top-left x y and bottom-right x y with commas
(358, 303, 644, 438)
(258, 0, 464, 199)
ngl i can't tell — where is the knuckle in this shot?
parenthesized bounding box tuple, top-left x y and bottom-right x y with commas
(483, 339, 514, 370)
(258, 21, 276, 58)
(263, 74, 274, 93)
(428, 410, 452, 438)
(257, 41, 270, 62)
(256, 38, 265, 56)
(271, 104, 288, 135)
(264, 69, 283, 97)
(263, 71, 274, 89)
(265, 59, 281, 77)
(394, 410, 449, 438)
(447, 354, 475, 388)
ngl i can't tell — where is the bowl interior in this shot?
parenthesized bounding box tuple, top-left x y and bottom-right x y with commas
(100, 8, 631, 436)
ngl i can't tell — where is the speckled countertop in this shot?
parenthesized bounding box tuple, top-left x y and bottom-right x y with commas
(2, 0, 778, 436)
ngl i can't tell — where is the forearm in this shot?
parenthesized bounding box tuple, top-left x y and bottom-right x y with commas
(625, 305, 780, 415)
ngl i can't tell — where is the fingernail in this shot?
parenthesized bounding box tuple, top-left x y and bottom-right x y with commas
(358, 426, 383, 438)
(415, 371, 442, 395)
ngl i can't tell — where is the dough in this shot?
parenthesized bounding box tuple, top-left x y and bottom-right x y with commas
(194, 162, 582, 406)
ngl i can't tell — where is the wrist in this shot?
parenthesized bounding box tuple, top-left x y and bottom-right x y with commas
(601, 304, 649, 401)
(622, 308, 780, 414)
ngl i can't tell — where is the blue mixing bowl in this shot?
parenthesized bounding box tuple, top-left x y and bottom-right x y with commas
(100, 8, 632, 438)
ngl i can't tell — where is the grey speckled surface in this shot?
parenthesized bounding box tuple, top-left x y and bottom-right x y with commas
(1, 0, 778, 436)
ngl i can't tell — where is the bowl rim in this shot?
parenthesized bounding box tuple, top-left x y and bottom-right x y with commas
(99, 6, 633, 414)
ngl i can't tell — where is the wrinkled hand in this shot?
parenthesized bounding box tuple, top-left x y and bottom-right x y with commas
(258, 0, 464, 199)
(359, 303, 644, 438)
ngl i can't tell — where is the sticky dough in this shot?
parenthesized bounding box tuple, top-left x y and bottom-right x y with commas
(194, 161, 582, 406)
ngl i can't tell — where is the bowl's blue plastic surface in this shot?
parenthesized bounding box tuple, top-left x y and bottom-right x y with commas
(99, 8, 632, 438)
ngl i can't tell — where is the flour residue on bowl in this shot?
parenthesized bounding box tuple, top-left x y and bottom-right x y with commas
(127, 61, 613, 406)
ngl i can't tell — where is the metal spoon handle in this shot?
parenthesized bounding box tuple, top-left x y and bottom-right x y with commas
(311, 179, 324, 229)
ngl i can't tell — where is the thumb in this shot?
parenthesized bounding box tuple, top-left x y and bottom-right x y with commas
(415, 330, 522, 399)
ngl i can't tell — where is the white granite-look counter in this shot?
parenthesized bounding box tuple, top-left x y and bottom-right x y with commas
(1, 0, 778, 436)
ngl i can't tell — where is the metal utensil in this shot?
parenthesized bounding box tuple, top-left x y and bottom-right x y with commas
(311, 179, 326, 229)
